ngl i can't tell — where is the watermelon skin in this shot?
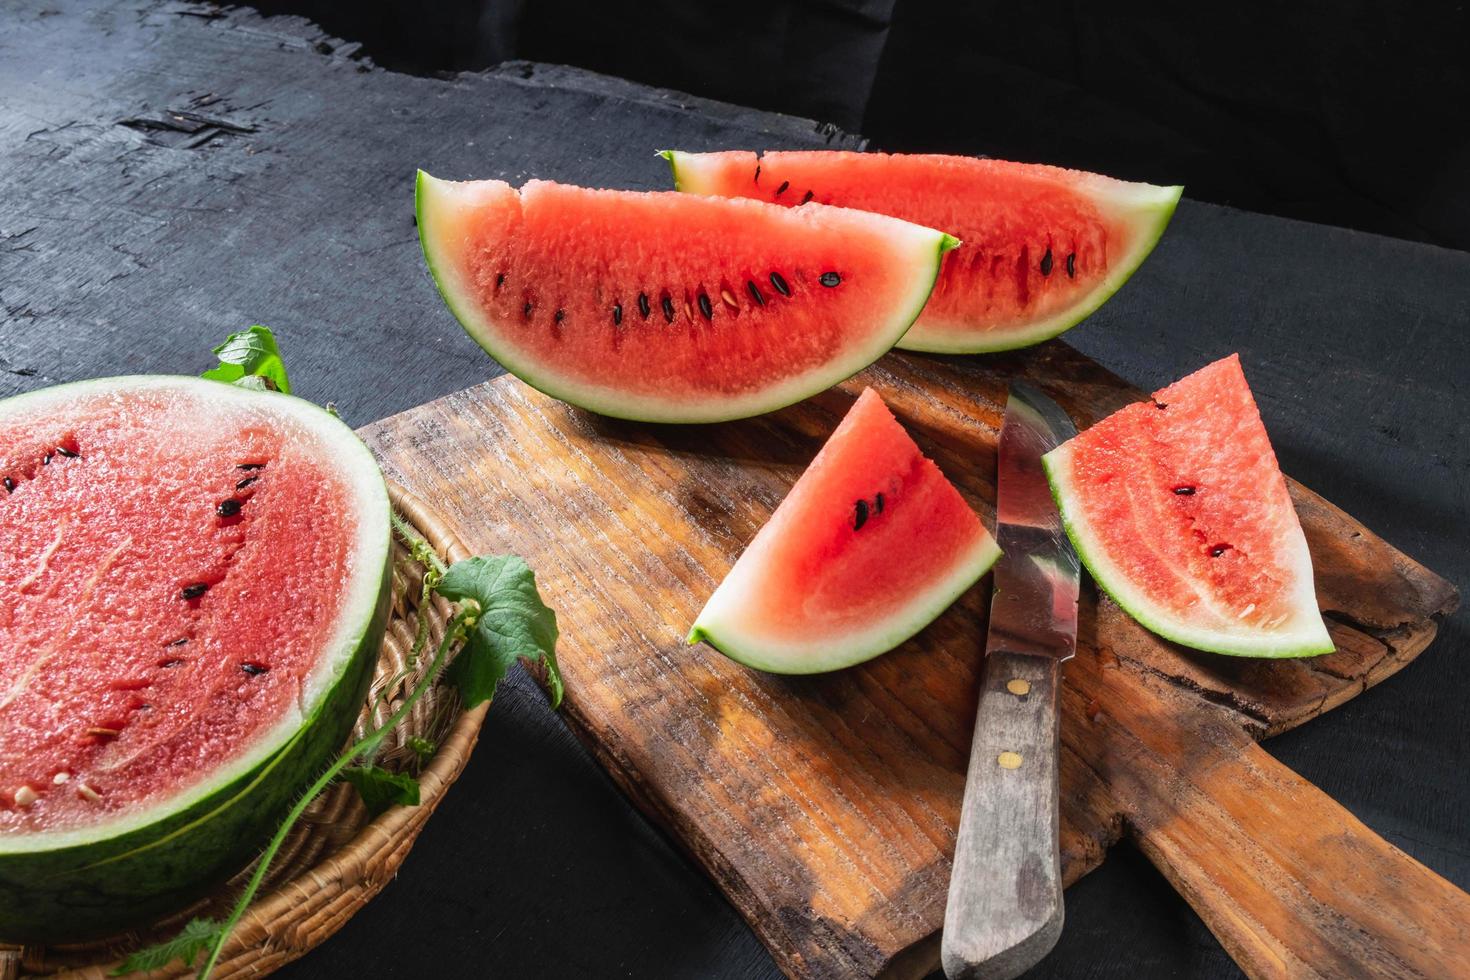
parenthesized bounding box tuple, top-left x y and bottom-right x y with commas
(0, 377, 392, 943)
(416, 171, 958, 423)
(689, 388, 1000, 673)
(1043, 356, 1334, 658)
(664, 150, 1181, 354)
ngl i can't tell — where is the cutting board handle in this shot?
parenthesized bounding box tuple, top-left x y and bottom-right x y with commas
(1124, 732, 1470, 978)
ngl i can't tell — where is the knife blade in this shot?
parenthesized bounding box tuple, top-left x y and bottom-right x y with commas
(943, 382, 1080, 980)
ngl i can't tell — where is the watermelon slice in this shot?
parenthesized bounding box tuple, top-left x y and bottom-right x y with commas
(1043, 356, 1333, 658)
(0, 376, 392, 941)
(662, 150, 1181, 354)
(689, 388, 1000, 673)
(416, 172, 957, 423)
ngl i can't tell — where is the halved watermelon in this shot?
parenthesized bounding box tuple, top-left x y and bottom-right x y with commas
(0, 376, 391, 942)
(416, 172, 957, 423)
(689, 388, 1000, 673)
(663, 150, 1181, 354)
(1043, 355, 1333, 658)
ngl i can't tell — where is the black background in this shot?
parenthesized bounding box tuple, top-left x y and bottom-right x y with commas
(2, 3, 1467, 979)
(253, 0, 1470, 251)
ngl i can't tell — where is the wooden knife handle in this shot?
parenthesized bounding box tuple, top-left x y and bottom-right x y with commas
(1124, 732, 1470, 979)
(942, 650, 1065, 980)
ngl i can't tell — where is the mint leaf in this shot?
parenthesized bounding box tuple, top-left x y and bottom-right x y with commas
(435, 555, 562, 709)
(341, 765, 420, 816)
(110, 917, 222, 975)
(201, 325, 291, 394)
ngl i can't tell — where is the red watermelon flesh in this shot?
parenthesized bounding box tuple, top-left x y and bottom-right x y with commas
(689, 388, 1001, 673)
(0, 380, 384, 835)
(416, 173, 956, 422)
(664, 150, 1181, 353)
(1044, 355, 1333, 657)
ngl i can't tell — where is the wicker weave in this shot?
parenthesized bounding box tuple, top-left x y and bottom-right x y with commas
(1, 485, 485, 979)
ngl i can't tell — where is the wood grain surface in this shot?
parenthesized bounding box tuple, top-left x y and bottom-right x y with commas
(363, 342, 1459, 979)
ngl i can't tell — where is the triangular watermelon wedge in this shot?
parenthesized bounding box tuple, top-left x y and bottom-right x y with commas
(1043, 355, 1334, 658)
(689, 388, 1001, 673)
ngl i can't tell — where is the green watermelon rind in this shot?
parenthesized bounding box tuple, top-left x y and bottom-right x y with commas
(661, 150, 1182, 356)
(1042, 444, 1335, 659)
(415, 170, 959, 424)
(687, 533, 1002, 674)
(0, 377, 393, 943)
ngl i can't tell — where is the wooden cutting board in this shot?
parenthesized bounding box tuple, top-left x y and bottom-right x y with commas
(361, 342, 1463, 980)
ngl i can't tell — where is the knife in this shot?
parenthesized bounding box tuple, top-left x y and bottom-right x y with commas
(942, 382, 1080, 980)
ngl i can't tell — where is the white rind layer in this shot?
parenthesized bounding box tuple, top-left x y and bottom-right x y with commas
(0, 376, 391, 851)
(689, 531, 1002, 674)
(1044, 441, 1333, 658)
(416, 170, 957, 423)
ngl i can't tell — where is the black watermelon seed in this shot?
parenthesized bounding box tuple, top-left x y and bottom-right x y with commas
(661, 296, 675, 323)
(217, 498, 242, 517)
(754, 164, 760, 184)
(3, 477, 13, 494)
(237, 462, 265, 471)
(638, 293, 651, 319)
(800, 189, 814, 204)
(42, 452, 52, 466)
(1066, 253, 1076, 278)
(160, 658, 184, 669)
(698, 293, 713, 320)
(495, 273, 506, 290)
(875, 492, 885, 513)
(236, 475, 259, 491)
(769, 271, 791, 296)
(1154, 401, 1168, 410)
(168, 637, 189, 647)
(554, 309, 566, 324)
(819, 272, 841, 287)
(523, 302, 533, 318)
(54, 446, 79, 458)
(612, 303, 623, 326)
(241, 662, 269, 676)
(853, 499, 869, 531)
(1210, 544, 1230, 557)
(1040, 247, 1054, 277)
(775, 180, 789, 197)
(181, 583, 209, 600)
(1173, 486, 1196, 496)
(747, 281, 765, 306)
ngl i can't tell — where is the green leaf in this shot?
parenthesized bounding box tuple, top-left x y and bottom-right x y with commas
(201, 325, 291, 394)
(110, 917, 222, 975)
(341, 765, 420, 816)
(435, 555, 562, 709)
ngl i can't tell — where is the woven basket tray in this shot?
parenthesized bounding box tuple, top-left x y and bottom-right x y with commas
(2, 484, 485, 979)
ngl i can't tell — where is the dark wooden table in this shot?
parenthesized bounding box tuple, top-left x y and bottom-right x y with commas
(2, 3, 1466, 977)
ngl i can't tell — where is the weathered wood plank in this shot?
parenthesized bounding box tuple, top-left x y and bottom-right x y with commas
(362, 343, 1457, 979)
